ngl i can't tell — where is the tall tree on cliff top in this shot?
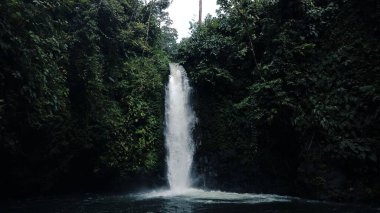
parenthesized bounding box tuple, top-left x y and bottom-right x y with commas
(199, 0, 202, 24)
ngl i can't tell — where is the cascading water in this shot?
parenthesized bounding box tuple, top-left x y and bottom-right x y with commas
(165, 63, 196, 192)
(140, 64, 293, 205)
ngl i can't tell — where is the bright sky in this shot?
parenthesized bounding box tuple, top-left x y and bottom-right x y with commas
(166, 0, 219, 41)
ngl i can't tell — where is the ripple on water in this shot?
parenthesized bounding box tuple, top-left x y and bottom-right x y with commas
(137, 188, 295, 204)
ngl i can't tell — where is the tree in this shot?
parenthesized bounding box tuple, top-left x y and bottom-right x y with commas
(178, 0, 380, 201)
(0, 0, 173, 198)
(199, 0, 203, 24)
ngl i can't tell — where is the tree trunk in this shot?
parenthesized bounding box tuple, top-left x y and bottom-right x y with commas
(232, 0, 260, 75)
(144, 0, 156, 55)
(199, 0, 202, 24)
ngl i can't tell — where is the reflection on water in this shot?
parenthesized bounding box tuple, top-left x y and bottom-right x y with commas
(1, 190, 380, 213)
(163, 198, 194, 213)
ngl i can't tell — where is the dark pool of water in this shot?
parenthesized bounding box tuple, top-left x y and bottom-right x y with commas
(1, 191, 379, 213)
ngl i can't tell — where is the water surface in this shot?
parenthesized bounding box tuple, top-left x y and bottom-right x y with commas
(2, 189, 379, 213)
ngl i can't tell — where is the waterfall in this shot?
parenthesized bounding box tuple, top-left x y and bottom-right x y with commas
(141, 64, 293, 205)
(165, 63, 196, 192)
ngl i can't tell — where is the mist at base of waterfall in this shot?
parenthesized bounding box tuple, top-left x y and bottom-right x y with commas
(139, 188, 294, 204)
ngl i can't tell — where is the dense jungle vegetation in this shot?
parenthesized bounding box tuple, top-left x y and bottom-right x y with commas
(0, 0, 379, 203)
(178, 0, 380, 202)
(0, 0, 177, 198)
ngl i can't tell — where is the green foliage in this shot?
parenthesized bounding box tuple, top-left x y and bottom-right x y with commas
(0, 0, 173, 196)
(102, 56, 168, 173)
(178, 0, 380, 200)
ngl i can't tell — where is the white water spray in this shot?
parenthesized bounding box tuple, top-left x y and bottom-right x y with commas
(140, 64, 294, 204)
(165, 63, 196, 192)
